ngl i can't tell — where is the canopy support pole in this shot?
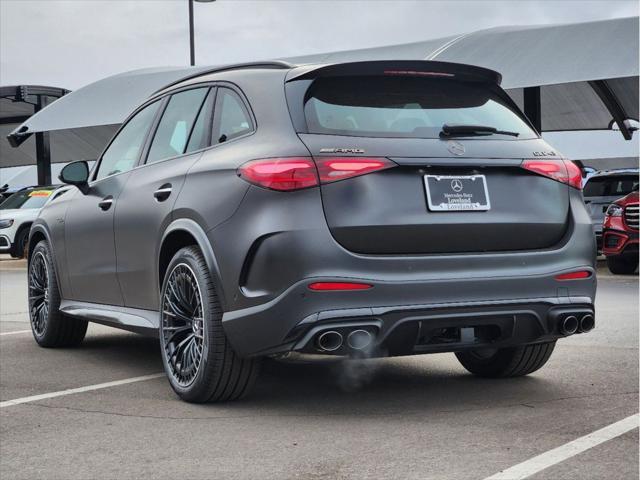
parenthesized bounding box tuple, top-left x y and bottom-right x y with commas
(523, 86, 542, 133)
(34, 96, 52, 186)
(589, 80, 633, 140)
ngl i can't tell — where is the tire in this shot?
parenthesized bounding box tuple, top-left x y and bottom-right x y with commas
(455, 341, 556, 378)
(159, 245, 261, 403)
(28, 240, 88, 347)
(11, 227, 29, 258)
(606, 255, 638, 275)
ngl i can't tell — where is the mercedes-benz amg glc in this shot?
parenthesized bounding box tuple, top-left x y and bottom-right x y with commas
(27, 61, 597, 402)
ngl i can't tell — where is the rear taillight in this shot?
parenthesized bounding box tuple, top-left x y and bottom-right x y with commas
(237, 158, 318, 191)
(238, 157, 396, 191)
(315, 157, 396, 184)
(521, 159, 582, 190)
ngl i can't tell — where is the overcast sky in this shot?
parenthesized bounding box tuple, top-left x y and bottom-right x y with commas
(1, 0, 637, 89)
(1, 0, 638, 159)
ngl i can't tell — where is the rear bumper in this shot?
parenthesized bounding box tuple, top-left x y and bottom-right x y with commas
(290, 299, 594, 357)
(213, 186, 597, 357)
(223, 272, 596, 357)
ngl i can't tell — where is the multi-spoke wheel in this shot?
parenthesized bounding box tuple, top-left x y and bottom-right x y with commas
(161, 263, 205, 388)
(29, 251, 50, 336)
(159, 246, 261, 403)
(28, 240, 87, 347)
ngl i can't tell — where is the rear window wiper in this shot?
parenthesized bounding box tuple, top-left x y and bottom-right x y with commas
(440, 124, 519, 138)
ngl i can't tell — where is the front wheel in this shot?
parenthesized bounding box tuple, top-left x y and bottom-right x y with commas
(28, 241, 87, 347)
(606, 255, 638, 275)
(159, 246, 261, 403)
(11, 227, 29, 258)
(455, 341, 556, 378)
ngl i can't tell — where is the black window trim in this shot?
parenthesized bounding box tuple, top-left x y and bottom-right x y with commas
(140, 86, 213, 166)
(90, 80, 256, 184)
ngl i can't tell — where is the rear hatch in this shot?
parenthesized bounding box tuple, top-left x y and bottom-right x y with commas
(285, 61, 576, 254)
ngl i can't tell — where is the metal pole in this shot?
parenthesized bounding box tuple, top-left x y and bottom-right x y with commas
(189, 0, 195, 66)
(34, 95, 51, 186)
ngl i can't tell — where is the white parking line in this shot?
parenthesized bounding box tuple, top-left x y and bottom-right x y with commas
(0, 329, 32, 336)
(0, 373, 164, 408)
(484, 413, 639, 480)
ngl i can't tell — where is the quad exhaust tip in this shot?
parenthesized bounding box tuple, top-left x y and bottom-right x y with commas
(559, 315, 579, 336)
(579, 314, 595, 333)
(317, 331, 343, 352)
(347, 329, 373, 350)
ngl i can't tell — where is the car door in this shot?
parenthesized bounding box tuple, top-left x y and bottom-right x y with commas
(64, 101, 161, 305)
(115, 86, 214, 310)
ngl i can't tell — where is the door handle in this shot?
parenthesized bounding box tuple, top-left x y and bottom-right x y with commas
(98, 196, 113, 211)
(153, 184, 172, 202)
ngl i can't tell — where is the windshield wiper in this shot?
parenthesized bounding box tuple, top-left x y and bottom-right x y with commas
(440, 124, 519, 138)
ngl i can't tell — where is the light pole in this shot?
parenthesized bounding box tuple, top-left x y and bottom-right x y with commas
(189, 0, 216, 66)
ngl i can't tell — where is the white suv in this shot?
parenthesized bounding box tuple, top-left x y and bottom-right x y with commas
(0, 186, 61, 258)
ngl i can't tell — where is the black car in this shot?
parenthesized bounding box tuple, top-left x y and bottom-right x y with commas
(28, 60, 596, 402)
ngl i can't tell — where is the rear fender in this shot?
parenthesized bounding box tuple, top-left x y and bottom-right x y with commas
(160, 218, 227, 310)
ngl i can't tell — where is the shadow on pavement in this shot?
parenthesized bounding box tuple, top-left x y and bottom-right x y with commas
(64, 332, 569, 417)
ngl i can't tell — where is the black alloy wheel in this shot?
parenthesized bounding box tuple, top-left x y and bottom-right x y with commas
(161, 263, 205, 388)
(28, 241, 87, 347)
(29, 250, 49, 336)
(159, 246, 261, 402)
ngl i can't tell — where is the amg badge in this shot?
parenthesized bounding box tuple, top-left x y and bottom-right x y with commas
(319, 148, 365, 154)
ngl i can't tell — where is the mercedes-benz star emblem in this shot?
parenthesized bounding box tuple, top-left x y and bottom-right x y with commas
(451, 179, 463, 192)
(447, 140, 465, 156)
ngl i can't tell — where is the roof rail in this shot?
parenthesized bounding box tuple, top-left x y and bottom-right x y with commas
(156, 60, 295, 93)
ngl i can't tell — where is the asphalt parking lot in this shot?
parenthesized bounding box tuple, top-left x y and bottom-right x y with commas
(0, 256, 637, 480)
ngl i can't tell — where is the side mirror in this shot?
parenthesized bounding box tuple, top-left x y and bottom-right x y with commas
(59, 161, 90, 194)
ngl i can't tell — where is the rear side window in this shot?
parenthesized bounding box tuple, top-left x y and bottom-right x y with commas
(96, 101, 160, 180)
(303, 76, 536, 139)
(212, 88, 253, 144)
(583, 175, 639, 197)
(147, 88, 209, 164)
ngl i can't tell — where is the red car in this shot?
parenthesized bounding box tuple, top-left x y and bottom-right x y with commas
(602, 190, 639, 274)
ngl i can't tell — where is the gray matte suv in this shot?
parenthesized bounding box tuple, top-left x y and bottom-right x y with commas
(27, 61, 597, 403)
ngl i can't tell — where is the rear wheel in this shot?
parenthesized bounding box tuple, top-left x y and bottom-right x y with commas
(455, 341, 556, 378)
(159, 246, 261, 403)
(28, 241, 87, 347)
(606, 255, 638, 275)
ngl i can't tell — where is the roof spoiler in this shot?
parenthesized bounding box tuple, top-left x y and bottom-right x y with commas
(286, 60, 502, 85)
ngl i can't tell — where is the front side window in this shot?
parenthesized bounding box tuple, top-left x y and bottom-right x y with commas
(95, 101, 160, 181)
(212, 88, 253, 144)
(303, 76, 537, 140)
(147, 88, 209, 164)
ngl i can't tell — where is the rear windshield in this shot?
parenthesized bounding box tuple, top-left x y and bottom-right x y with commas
(0, 189, 54, 210)
(583, 174, 639, 197)
(303, 76, 537, 139)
